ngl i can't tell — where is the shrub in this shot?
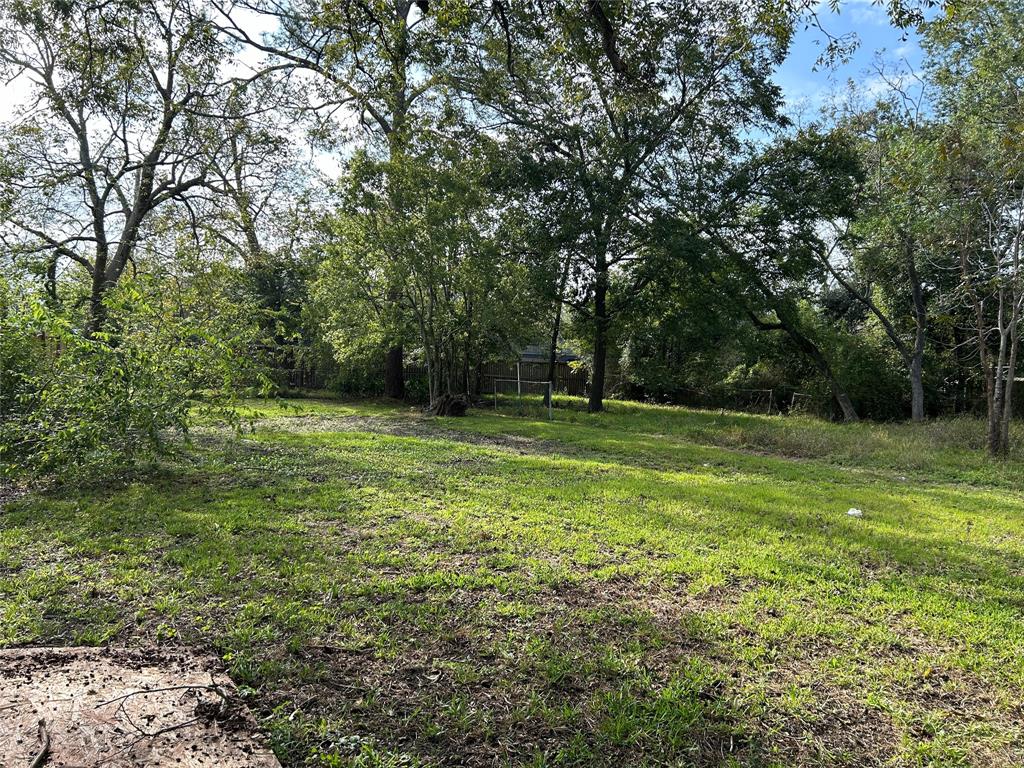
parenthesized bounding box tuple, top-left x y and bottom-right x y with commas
(0, 271, 271, 480)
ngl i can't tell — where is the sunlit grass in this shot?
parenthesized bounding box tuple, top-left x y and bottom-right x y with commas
(3, 397, 1023, 766)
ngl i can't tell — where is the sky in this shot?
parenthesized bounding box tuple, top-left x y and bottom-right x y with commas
(774, 1, 926, 122)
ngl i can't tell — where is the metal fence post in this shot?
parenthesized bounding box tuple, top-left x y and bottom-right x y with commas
(517, 362, 522, 412)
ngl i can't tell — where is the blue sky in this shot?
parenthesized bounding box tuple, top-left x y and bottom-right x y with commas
(775, 2, 925, 120)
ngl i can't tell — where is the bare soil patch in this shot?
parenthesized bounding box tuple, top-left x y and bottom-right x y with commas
(0, 647, 280, 767)
(252, 414, 570, 456)
(0, 482, 26, 513)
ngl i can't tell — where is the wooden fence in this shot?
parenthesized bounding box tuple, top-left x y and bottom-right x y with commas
(479, 361, 588, 397)
(402, 360, 589, 398)
(283, 363, 325, 390)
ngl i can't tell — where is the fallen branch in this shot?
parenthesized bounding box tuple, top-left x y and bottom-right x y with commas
(94, 680, 227, 709)
(29, 719, 50, 768)
(94, 678, 230, 766)
(95, 717, 203, 766)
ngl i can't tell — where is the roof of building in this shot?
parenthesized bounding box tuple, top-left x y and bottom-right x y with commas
(519, 344, 580, 363)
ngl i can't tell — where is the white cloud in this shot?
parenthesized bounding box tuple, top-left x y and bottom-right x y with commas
(892, 42, 919, 60)
(862, 74, 892, 97)
(849, 5, 888, 26)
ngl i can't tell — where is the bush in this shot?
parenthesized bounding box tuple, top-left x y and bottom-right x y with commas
(0, 272, 271, 480)
(325, 356, 385, 397)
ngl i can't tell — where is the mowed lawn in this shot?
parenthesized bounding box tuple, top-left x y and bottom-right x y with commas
(3, 399, 1024, 767)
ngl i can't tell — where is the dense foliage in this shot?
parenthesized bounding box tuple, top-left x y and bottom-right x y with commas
(0, 267, 270, 478)
(3, 0, 1024, 468)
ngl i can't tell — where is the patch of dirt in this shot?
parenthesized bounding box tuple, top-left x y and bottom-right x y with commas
(252, 414, 573, 457)
(0, 482, 27, 513)
(745, 608, 1024, 768)
(281, 577, 737, 765)
(767, 680, 898, 764)
(268, 507, 923, 765)
(256, 511, 1024, 768)
(259, 558, 911, 767)
(0, 647, 280, 767)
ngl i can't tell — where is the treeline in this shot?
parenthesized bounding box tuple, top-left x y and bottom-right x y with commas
(1, 0, 1023, 476)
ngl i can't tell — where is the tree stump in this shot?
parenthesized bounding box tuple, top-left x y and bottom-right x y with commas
(428, 394, 469, 417)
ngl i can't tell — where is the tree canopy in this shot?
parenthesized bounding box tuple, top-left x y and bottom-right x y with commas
(4, 0, 1024, 472)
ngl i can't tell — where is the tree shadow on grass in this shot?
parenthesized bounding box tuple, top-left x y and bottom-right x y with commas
(4, 424, 1024, 765)
(0, 485, 803, 765)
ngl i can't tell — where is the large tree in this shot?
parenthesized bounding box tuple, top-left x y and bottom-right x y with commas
(316, 125, 537, 411)
(463, 0, 790, 411)
(215, 0, 462, 398)
(924, 0, 1024, 454)
(826, 96, 940, 422)
(0, 0, 242, 333)
(713, 130, 865, 422)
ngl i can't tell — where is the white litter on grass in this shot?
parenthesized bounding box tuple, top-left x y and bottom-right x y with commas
(847, 508, 863, 517)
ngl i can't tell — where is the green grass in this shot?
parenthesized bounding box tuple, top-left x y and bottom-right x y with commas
(3, 397, 1024, 767)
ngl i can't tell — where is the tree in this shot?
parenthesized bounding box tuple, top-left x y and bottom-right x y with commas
(818, 80, 942, 422)
(934, 127, 1024, 455)
(191, 88, 324, 383)
(0, 245, 271, 479)
(924, 0, 1024, 454)
(0, 0, 241, 333)
(713, 130, 865, 422)
(463, 0, 789, 411)
(216, 0, 461, 398)
(316, 128, 537, 412)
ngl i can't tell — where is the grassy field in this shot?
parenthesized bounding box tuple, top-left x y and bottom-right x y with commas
(3, 398, 1024, 767)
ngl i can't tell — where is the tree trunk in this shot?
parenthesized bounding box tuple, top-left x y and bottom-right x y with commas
(463, 300, 473, 397)
(832, 384, 860, 423)
(907, 249, 928, 422)
(821, 233, 928, 422)
(545, 255, 572, 407)
(1000, 228, 1023, 454)
(230, 133, 263, 264)
(980, 354, 997, 454)
(545, 303, 565, 407)
(588, 272, 609, 413)
(962, 246, 998, 452)
(87, 271, 111, 336)
(910, 355, 925, 423)
(750, 309, 859, 422)
(989, 292, 1009, 456)
(44, 257, 59, 306)
(447, 337, 459, 396)
(989, 370, 1006, 455)
(380, 10, 411, 403)
(991, 296, 1021, 457)
(384, 344, 405, 399)
(806, 346, 859, 423)
(1000, 331, 1017, 454)
(545, 325, 560, 408)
